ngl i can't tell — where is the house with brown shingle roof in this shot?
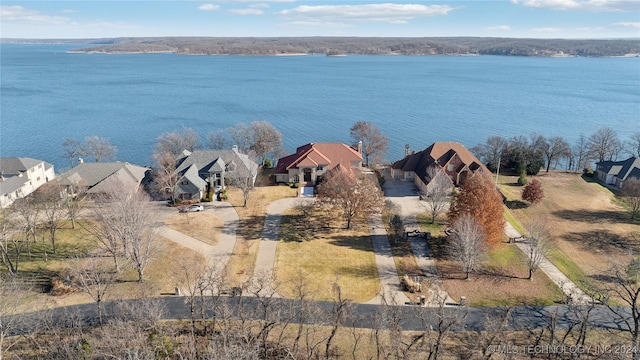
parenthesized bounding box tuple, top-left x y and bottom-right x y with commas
(391, 142, 489, 194)
(274, 143, 363, 186)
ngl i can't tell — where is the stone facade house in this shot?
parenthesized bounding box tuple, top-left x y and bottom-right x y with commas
(391, 142, 489, 194)
(174, 147, 259, 201)
(0, 157, 55, 208)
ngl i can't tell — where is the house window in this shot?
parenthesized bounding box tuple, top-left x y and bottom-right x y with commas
(37, 177, 41, 182)
(39, 164, 43, 169)
(317, 165, 323, 171)
(293, 175, 299, 183)
(31, 168, 35, 172)
(182, 180, 189, 185)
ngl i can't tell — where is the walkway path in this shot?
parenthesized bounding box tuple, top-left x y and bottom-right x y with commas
(155, 201, 239, 275)
(382, 178, 456, 306)
(504, 221, 593, 305)
(364, 214, 411, 305)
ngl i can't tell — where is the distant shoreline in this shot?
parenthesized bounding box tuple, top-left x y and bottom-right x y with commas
(5, 36, 639, 58)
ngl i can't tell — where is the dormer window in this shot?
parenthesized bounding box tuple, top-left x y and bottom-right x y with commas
(317, 165, 323, 171)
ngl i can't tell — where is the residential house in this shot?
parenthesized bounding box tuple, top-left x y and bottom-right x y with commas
(174, 147, 259, 201)
(391, 142, 489, 194)
(0, 157, 55, 208)
(595, 157, 640, 189)
(274, 142, 363, 186)
(56, 161, 150, 197)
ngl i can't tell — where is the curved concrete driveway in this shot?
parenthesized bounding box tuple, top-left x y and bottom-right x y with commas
(156, 201, 239, 269)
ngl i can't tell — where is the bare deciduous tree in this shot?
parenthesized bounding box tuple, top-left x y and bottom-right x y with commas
(84, 135, 117, 162)
(71, 256, 117, 325)
(206, 129, 227, 150)
(523, 219, 553, 280)
(629, 132, 640, 157)
(151, 151, 180, 203)
(588, 127, 622, 162)
(155, 128, 200, 157)
(349, 121, 389, 167)
(325, 282, 351, 359)
(90, 179, 160, 281)
(473, 135, 507, 172)
(621, 178, 640, 219)
(542, 136, 571, 172)
(227, 123, 253, 153)
(0, 274, 31, 357)
(422, 165, 452, 224)
(572, 134, 590, 172)
(446, 214, 488, 280)
(228, 159, 258, 208)
(0, 210, 23, 275)
(33, 182, 66, 253)
(248, 121, 282, 166)
(62, 138, 87, 168)
(316, 167, 383, 229)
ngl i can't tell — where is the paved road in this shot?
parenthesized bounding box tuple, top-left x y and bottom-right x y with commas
(382, 178, 456, 306)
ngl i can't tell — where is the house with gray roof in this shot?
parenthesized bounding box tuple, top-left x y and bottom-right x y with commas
(596, 156, 640, 189)
(174, 147, 259, 201)
(0, 157, 55, 208)
(56, 160, 150, 197)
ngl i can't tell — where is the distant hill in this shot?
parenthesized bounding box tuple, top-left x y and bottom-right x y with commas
(3, 37, 640, 57)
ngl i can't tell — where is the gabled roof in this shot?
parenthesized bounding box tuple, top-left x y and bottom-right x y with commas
(392, 142, 488, 183)
(598, 157, 640, 181)
(180, 164, 207, 189)
(275, 143, 362, 174)
(56, 162, 149, 193)
(0, 157, 48, 176)
(175, 149, 258, 176)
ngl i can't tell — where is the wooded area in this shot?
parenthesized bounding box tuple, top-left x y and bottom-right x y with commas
(6, 37, 639, 57)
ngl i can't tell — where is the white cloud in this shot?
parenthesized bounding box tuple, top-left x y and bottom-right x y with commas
(532, 26, 563, 32)
(485, 25, 512, 31)
(198, 4, 220, 11)
(288, 21, 355, 29)
(229, 8, 264, 15)
(61, 9, 78, 14)
(250, 3, 270, 9)
(612, 21, 640, 28)
(511, 0, 639, 12)
(1, 5, 71, 25)
(279, 3, 455, 24)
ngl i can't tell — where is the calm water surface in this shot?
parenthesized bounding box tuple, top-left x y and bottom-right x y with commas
(1, 44, 638, 171)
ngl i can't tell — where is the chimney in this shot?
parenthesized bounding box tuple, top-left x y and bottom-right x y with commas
(405, 144, 410, 157)
(357, 141, 363, 155)
(78, 157, 84, 164)
(232, 145, 238, 152)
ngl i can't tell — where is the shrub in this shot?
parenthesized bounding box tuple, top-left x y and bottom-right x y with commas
(263, 158, 272, 168)
(517, 170, 528, 186)
(522, 179, 544, 204)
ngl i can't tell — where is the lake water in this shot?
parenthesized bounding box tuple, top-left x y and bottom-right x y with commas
(1, 43, 639, 171)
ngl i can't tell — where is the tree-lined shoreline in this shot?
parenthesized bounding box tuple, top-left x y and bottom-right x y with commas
(3, 36, 640, 57)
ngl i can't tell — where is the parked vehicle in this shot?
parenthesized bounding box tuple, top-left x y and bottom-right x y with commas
(180, 204, 204, 212)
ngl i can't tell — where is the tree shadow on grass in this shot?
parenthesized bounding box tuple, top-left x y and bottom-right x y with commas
(562, 230, 640, 254)
(552, 209, 634, 224)
(505, 200, 528, 210)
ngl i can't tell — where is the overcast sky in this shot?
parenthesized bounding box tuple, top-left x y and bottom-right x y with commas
(1, 0, 639, 39)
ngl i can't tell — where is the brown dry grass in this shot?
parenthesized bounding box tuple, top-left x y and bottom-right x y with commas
(164, 212, 224, 246)
(224, 184, 297, 287)
(417, 214, 563, 306)
(275, 206, 380, 303)
(499, 171, 640, 293)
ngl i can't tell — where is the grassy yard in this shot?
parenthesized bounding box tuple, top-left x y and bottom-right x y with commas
(275, 205, 380, 303)
(416, 213, 564, 306)
(164, 212, 224, 246)
(224, 184, 297, 287)
(498, 171, 640, 295)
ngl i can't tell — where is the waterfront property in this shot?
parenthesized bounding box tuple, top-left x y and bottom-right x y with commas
(0, 157, 55, 208)
(390, 142, 488, 194)
(595, 156, 640, 189)
(174, 147, 259, 201)
(56, 160, 150, 197)
(274, 142, 363, 186)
